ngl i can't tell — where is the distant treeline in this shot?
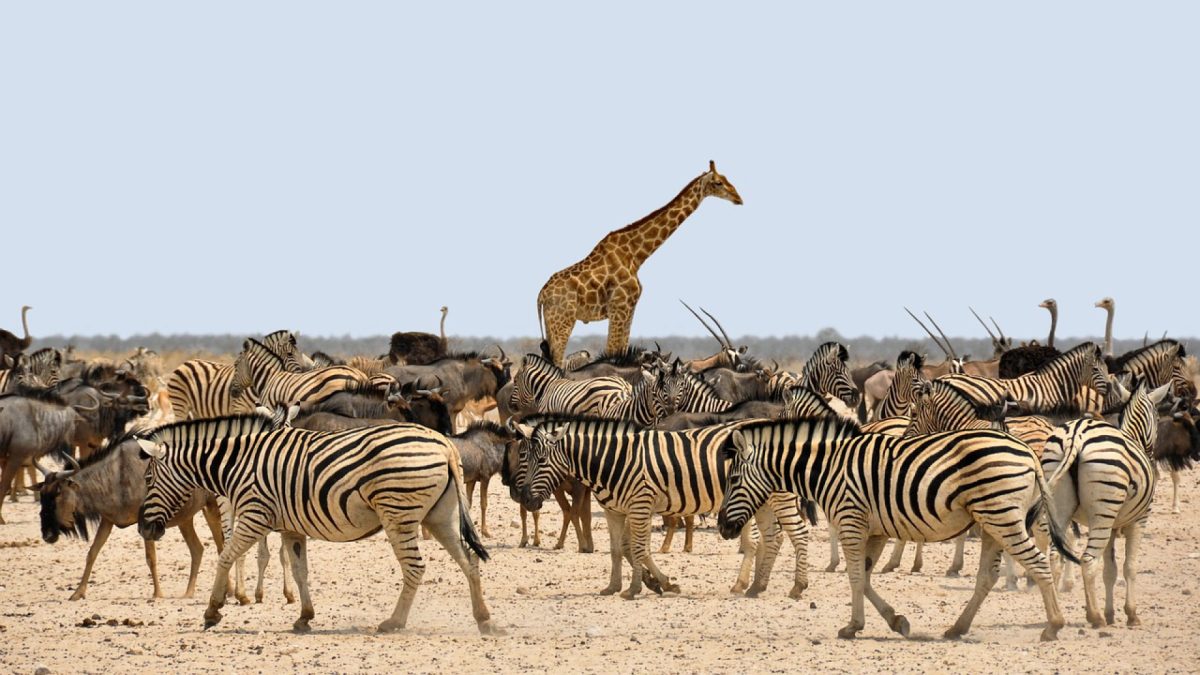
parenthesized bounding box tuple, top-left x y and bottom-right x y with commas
(28, 330, 1183, 366)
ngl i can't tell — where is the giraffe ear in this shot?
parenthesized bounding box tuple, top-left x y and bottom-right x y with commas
(709, 160, 716, 173)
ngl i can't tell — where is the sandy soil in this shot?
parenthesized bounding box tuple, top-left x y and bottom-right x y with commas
(1, 471, 1198, 674)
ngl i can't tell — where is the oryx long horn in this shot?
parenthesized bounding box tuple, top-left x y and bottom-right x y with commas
(969, 307, 998, 341)
(989, 316, 1007, 342)
(700, 307, 735, 349)
(923, 311, 959, 361)
(680, 300, 727, 348)
(905, 307, 952, 359)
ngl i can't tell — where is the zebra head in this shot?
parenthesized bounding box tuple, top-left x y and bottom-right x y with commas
(135, 434, 189, 542)
(1119, 381, 1173, 453)
(519, 424, 569, 511)
(803, 342, 860, 410)
(717, 430, 772, 540)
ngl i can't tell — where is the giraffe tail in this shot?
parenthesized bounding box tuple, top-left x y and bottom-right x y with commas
(536, 296, 545, 342)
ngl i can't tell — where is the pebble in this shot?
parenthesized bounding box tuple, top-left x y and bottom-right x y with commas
(515, 587, 531, 595)
(127, 647, 144, 656)
(34, 667, 51, 675)
(585, 626, 603, 638)
(1099, 631, 1113, 638)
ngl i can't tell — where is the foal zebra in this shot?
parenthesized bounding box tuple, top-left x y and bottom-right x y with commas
(168, 331, 308, 420)
(510, 353, 633, 418)
(136, 413, 497, 634)
(1040, 382, 1170, 628)
(231, 339, 368, 409)
(1107, 339, 1193, 404)
(518, 417, 813, 600)
(717, 417, 1077, 641)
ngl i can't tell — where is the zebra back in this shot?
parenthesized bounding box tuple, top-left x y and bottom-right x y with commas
(905, 379, 1004, 437)
(513, 353, 632, 417)
(167, 359, 255, 419)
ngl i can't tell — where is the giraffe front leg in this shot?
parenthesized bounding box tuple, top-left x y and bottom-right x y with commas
(603, 281, 640, 356)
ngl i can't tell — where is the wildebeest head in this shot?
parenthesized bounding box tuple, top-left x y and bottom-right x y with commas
(37, 472, 90, 543)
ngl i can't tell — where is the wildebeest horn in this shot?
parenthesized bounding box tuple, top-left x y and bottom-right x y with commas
(970, 307, 998, 342)
(680, 300, 728, 348)
(700, 306, 735, 350)
(73, 391, 101, 412)
(58, 449, 81, 471)
(33, 458, 55, 477)
(904, 308, 952, 360)
(922, 311, 958, 361)
(654, 341, 662, 354)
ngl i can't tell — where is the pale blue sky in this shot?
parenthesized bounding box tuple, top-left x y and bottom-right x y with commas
(2, 3, 1196, 342)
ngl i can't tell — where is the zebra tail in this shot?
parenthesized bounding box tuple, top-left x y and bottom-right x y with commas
(1045, 427, 1083, 490)
(1029, 462, 1081, 565)
(445, 449, 490, 562)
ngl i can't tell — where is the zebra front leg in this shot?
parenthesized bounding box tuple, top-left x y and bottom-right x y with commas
(746, 507, 782, 598)
(826, 519, 840, 572)
(600, 509, 626, 595)
(836, 522, 869, 639)
(1121, 522, 1143, 626)
(280, 533, 314, 633)
(205, 518, 269, 629)
(945, 532, 1003, 639)
(552, 487, 572, 549)
(420, 483, 500, 635)
(861, 535, 910, 636)
(879, 540, 906, 574)
(731, 522, 758, 593)
(628, 512, 676, 598)
(659, 516, 677, 554)
(683, 515, 696, 553)
(764, 495, 809, 599)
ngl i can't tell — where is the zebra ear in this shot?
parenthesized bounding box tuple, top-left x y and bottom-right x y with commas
(731, 431, 752, 460)
(286, 405, 301, 424)
(136, 438, 164, 460)
(1148, 383, 1172, 406)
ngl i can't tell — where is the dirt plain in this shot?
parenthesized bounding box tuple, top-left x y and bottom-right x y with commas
(0, 466, 1198, 673)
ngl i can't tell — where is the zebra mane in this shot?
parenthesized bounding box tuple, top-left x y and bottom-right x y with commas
(782, 387, 841, 418)
(676, 368, 723, 398)
(145, 412, 280, 445)
(732, 414, 863, 439)
(522, 414, 648, 433)
(897, 350, 925, 370)
(1029, 341, 1100, 376)
(243, 338, 284, 366)
(925, 380, 1007, 421)
(587, 346, 651, 367)
(1109, 339, 1183, 373)
(521, 353, 566, 377)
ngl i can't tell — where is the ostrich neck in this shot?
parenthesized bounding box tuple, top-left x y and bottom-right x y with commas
(1104, 309, 1114, 356)
(1047, 309, 1057, 349)
(20, 307, 29, 341)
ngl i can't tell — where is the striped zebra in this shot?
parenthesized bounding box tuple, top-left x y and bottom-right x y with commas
(510, 353, 633, 418)
(1040, 382, 1170, 628)
(800, 342, 860, 409)
(518, 417, 814, 600)
(1108, 339, 1192, 404)
(940, 342, 1108, 413)
(260, 330, 311, 372)
(873, 351, 924, 421)
(230, 339, 368, 409)
(603, 371, 673, 426)
(717, 417, 1078, 641)
(167, 332, 308, 420)
(135, 413, 497, 634)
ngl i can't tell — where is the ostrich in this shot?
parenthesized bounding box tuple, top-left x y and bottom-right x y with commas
(997, 299, 1061, 378)
(439, 306, 449, 353)
(1095, 297, 1115, 357)
(1040, 298, 1058, 349)
(0, 305, 33, 359)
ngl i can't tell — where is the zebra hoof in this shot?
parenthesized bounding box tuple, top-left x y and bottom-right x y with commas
(1039, 626, 1060, 642)
(945, 570, 960, 578)
(788, 583, 806, 600)
(478, 620, 505, 636)
(890, 615, 910, 637)
(662, 582, 681, 595)
(837, 624, 861, 640)
(1126, 614, 1141, 627)
(619, 590, 638, 601)
(911, 564, 923, 574)
(744, 585, 764, 599)
(943, 627, 965, 640)
(254, 592, 264, 604)
(203, 610, 223, 630)
(824, 564, 838, 573)
(292, 619, 312, 633)
(284, 592, 297, 605)
(879, 565, 898, 574)
(599, 584, 620, 596)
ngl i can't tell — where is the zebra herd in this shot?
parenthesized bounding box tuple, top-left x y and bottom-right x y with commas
(2, 324, 1198, 642)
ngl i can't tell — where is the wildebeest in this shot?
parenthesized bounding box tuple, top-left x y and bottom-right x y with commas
(450, 421, 520, 538)
(36, 431, 225, 600)
(0, 390, 99, 523)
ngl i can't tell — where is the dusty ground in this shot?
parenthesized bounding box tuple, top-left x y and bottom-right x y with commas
(1, 471, 1198, 674)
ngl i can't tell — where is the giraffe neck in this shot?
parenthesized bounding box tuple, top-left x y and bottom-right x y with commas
(600, 175, 707, 270)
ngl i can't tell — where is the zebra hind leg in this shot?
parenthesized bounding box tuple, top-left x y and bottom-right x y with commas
(378, 518, 426, 633)
(978, 516, 1065, 642)
(1101, 536, 1118, 626)
(600, 509, 626, 596)
(1121, 522, 1143, 626)
(254, 537, 270, 603)
(280, 533, 314, 633)
(205, 518, 269, 630)
(879, 540, 906, 574)
(745, 507, 782, 598)
(419, 481, 499, 635)
(945, 532, 1003, 639)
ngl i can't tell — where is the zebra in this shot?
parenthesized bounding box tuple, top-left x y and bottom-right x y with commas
(135, 413, 498, 634)
(716, 416, 1078, 641)
(230, 339, 368, 409)
(873, 351, 924, 421)
(260, 329, 312, 372)
(800, 342, 860, 410)
(167, 331, 308, 420)
(510, 353, 633, 418)
(1040, 381, 1171, 628)
(939, 342, 1108, 413)
(517, 416, 814, 600)
(1107, 339, 1192, 404)
(602, 371, 674, 427)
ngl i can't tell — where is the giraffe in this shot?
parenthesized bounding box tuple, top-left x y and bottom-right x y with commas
(536, 161, 743, 366)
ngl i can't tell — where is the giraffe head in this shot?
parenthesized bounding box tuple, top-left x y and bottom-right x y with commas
(703, 160, 743, 205)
